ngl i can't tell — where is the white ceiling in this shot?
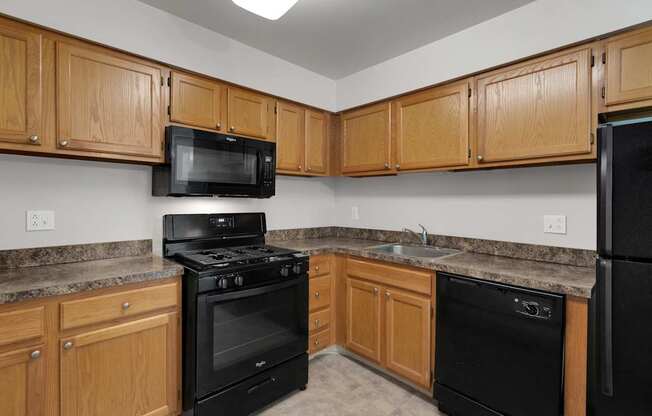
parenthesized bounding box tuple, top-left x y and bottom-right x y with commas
(139, 0, 534, 79)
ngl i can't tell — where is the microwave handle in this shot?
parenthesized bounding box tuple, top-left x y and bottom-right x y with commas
(203, 277, 303, 304)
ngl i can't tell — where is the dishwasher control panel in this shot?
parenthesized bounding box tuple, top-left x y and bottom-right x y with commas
(514, 298, 553, 319)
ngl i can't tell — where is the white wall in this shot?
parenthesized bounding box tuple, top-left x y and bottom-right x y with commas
(336, 0, 652, 110)
(0, 154, 336, 253)
(334, 165, 596, 249)
(0, 0, 336, 111)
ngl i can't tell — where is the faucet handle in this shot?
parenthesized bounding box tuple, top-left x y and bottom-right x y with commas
(418, 224, 428, 233)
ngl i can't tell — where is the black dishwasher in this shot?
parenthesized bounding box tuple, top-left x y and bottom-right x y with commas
(434, 273, 564, 416)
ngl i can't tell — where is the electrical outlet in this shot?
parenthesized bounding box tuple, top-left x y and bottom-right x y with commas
(543, 215, 566, 234)
(351, 206, 360, 221)
(26, 210, 55, 231)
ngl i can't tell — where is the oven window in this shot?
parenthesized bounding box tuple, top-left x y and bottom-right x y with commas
(211, 286, 303, 371)
(176, 144, 257, 185)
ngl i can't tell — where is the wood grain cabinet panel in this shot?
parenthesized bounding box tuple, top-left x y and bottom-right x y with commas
(0, 19, 43, 150)
(341, 102, 392, 174)
(309, 275, 331, 312)
(384, 288, 431, 388)
(0, 306, 45, 347)
(170, 71, 225, 131)
(305, 110, 329, 175)
(606, 27, 652, 107)
(60, 313, 178, 416)
(346, 278, 382, 363)
(394, 81, 470, 170)
(227, 86, 274, 141)
(276, 101, 305, 172)
(56, 42, 163, 159)
(0, 346, 46, 416)
(475, 47, 592, 164)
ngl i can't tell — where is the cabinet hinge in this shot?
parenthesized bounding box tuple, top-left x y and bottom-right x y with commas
(431, 370, 434, 383)
(468, 88, 472, 98)
(167, 105, 171, 116)
(274, 105, 277, 114)
(591, 55, 595, 67)
(590, 132, 595, 145)
(601, 52, 606, 65)
(431, 306, 435, 318)
(468, 148, 471, 159)
(160, 76, 164, 86)
(601, 86, 606, 99)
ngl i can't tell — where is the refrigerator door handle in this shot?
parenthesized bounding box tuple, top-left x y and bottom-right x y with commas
(597, 125, 613, 256)
(598, 258, 614, 396)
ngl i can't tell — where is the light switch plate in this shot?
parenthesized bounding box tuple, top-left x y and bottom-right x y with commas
(26, 210, 55, 231)
(543, 215, 566, 234)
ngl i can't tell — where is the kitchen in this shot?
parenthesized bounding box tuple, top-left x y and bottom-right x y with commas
(0, 0, 651, 415)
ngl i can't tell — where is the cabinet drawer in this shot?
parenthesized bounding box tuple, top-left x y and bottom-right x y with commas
(309, 328, 330, 354)
(309, 276, 331, 312)
(60, 283, 177, 330)
(309, 308, 331, 333)
(309, 256, 331, 278)
(346, 258, 432, 296)
(0, 306, 45, 347)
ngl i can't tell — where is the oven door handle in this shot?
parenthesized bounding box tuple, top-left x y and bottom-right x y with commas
(203, 277, 303, 304)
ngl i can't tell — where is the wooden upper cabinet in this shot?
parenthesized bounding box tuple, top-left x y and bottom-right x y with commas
(305, 110, 329, 175)
(227, 86, 274, 141)
(0, 18, 43, 150)
(0, 346, 46, 416)
(276, 101, 305, 172)
(341, 102, 392, 174)
(384, 288, 431, 388)
(475, 47, 593, 164)
(394, 81, 470, 171)
(60, 313, 178, 416)
(606, 27, 652, 107)
(170, 71, 226, 131)
(56, 42, 164, 159)
(346, 278, 382, 363)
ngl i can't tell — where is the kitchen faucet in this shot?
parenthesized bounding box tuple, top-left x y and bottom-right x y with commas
(402, 224, 429, 246)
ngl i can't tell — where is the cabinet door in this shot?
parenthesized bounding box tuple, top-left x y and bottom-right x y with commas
(0, 346, 46, 416)
(476, 48, 592, 164)
(0, 19, 43, 149)
(170, 71, 225, 131)
(276, 101, 305, 173)
(60, 313, 178, 416)
(341, 102, 392, 174)
(56, 42, 163, 158)
(606, 27, 652, 106)
(346, 278, 382, 363)
(227, 87, 273, 141)
(305, 110, 329, 175)
(384, 288, 431, 388)
(395, 82, 470, 170)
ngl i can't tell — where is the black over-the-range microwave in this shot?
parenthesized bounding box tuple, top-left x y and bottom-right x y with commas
(153, 126, 276, 198)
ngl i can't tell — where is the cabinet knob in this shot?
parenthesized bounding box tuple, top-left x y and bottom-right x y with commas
(298, 165, 302, 170)
(373, 287, 379, 295)
(216, 122, 222, 130)
(122, 302, 130, 310)
(30, 350, 41, 359)
(385, 291, 391, 298)
(63, 341, 73, 350)
(315, 266, 320, 272)
(28, 135, 39, 144)
(477, 155, 484, 162)
(314, 319, 320, 327)
(384, 163, 390, 169)
(314, 291, 320, 298)
(314, 339, 320, 346)
(395, 164, 401, 170)
(60, 140, 69, 147)
(229, 126, 235, 132)
(306, 167, 311, 172)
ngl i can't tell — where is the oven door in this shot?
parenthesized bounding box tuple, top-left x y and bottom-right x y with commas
(195, 277, 308, 397)
(167, 127, 274, 196)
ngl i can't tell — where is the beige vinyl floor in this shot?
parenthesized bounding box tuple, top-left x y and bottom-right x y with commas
(258, 352, 445, 416)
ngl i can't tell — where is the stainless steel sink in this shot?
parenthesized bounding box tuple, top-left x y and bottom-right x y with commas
(368, 244, 459, 258)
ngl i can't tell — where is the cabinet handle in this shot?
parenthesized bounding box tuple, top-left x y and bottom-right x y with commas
(229, 126, 235, 132)
(315, 319, 320, 327)
(306, 167, 311, 172)
(385, 291, 391, 298)
(477, 155, 484, 162)
(315, 266, 320, 272)
(63, 341, 73, 350)
(28, 135, 39, 144)
(314, 339, 320, 346)
(216, 122, 222, 130)
(122, 302, 130, 310)
(384, 163, 390, 169)
(30, 350, 41, 359)
(373, 287, 379, 295)
(60, 140, 69, 147)
(314, 291, 320, 298)
(298, 165, 302, 170)
(395, 164, 401, 170)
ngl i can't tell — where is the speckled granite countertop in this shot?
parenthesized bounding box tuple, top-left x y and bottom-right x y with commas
(0, 255, 184, 304)
(269, 238, 596, 298)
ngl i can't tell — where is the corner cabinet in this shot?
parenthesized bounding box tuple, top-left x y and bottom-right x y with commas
(474, 46, 594, 166)
(227, 86, 275, 141)
(0, 18, 44, 152)
(56, 41, 165, 160)
(394, 81, 471, 171)
(341, 102, 392, 175)
(170, 70, 226, 132)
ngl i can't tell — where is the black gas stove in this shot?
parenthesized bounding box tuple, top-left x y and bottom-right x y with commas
(163, 213, 309, 416)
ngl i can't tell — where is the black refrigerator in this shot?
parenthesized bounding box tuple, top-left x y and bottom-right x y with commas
(590, 117, 652, 415)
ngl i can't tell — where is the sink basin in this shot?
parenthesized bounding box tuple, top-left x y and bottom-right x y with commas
(369, 244, 459, 258)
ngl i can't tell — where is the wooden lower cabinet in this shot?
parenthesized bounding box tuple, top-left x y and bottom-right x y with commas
(60, 313, 178, 416)
(384, 287, 431, 387)
(346, 278, 382, 363)
(0, 346, 46, 416)
(308, 255, 336, 354)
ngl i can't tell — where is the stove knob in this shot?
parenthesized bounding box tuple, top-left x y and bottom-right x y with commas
(234, 274, 244, 287)
(292, 263, 302, 275)
(524, 303, 539, 316)
(217, 277, 228, 289)
(280, 266, 290, 277)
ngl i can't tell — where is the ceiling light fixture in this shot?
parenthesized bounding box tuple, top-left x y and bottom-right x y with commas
(232, 0, 299, 20)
